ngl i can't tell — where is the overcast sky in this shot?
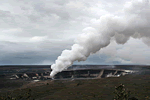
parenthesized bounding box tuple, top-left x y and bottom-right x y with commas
(0, 0, 150, 65)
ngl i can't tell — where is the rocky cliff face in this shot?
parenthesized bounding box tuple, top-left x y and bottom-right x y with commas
(54, 69, 129, 79)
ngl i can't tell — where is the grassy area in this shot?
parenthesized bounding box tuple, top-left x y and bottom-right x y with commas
(0, 74, 150, 100)
(0, 78, 30, 93)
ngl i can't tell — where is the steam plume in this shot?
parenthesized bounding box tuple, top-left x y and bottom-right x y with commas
(50, 0, 150, 78)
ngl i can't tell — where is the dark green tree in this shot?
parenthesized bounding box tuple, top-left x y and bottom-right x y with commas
(114, 84, 131, 100)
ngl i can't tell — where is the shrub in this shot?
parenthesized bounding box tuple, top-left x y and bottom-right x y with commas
(0, 88, 34, 100)
(113, 84, 140, 100)
(113, 84, 131, 100)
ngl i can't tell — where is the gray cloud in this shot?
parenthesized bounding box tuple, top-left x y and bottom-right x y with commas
(1, 0, 149, 66)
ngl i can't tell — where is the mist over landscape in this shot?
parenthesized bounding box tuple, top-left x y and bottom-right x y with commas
(50, 0, 150, 77)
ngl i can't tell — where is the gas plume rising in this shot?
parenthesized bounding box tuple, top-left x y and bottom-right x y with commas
(50, 0, 150, 78)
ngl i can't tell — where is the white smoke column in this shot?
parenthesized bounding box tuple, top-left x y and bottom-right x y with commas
(50, 0, 150, 78)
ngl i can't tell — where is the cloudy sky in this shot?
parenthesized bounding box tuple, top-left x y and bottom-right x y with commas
(0, 0, 150, 65)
